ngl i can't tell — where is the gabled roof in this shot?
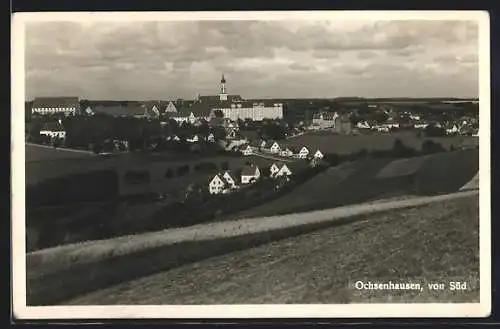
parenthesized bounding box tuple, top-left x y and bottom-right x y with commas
(241, 165, 259, 176)
(32, 97, 80, 108)
(210, 174, 229, 188)
(41, 121, 65, 132)
(93, 106, 145, 117)
(178, 103, 211, 117)
(222, 170, 239, 183)
(165, 101, 178, 113)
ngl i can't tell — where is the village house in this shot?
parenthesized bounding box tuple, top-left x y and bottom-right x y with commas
(167, 135, 181, 142)
(313, 149, 324, 160)
(242, 145, 253, 156)
(356, 120, 370, 129)
(310, 112, 338, 130)
(241, 165, 261, 184)
(39, 120, 66, 139)
(274, 163, 292, 178)
(208, 174, 231, 195)
(414, 122, 429, 129)
(298, 146, 310, 159)
(280, 147, 294, 157)
(268, 141, 281, 154)
(269, 163, 281, 177)
(164, 101, 178, 114)
(222, 170, 239, 189)
(84, 106, 94, 116)
(186, 134, 200, 143)
(381, 119, 400, 130)
(207, 133, 216, 142)
(445, 123, 460, 135)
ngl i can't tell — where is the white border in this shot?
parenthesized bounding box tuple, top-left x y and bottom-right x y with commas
(11, 10, 491, 319)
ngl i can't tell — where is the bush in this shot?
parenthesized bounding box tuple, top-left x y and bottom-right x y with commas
(421, 140, 445, 154)
(124, 170, 151, 185)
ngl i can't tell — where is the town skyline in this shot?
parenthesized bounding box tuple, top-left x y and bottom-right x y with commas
(25, 19, 479, 100)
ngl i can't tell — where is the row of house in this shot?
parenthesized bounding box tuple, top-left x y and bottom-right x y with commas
(240, 140, 324, 160)
(208, 162, 295, 195)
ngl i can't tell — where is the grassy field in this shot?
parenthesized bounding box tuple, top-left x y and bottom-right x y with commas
(25, 144, 95, 162)
(25, 145, 278, 188)
(64, 194, 479, 305)
(233, 150, 478, 219)
(283, 131, 476, 155)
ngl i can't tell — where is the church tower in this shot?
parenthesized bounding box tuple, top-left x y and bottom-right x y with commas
(219, 74, 228, 101)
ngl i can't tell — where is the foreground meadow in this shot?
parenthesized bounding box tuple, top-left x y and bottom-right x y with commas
(65, 194, 479, 305)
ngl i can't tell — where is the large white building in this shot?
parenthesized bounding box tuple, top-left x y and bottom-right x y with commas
(206, 75, 284, 121)
(31, 97, 80, 116)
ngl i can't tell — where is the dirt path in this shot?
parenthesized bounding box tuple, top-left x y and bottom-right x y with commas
(28, 190, 479, 276)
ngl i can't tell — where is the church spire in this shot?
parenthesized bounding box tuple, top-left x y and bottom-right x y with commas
(219, 73, 228, 101)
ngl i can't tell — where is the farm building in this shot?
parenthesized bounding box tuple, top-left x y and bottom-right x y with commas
(241, 165, 261, 184)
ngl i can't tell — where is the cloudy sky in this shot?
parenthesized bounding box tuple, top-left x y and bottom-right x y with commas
(24, 19, 479, 100)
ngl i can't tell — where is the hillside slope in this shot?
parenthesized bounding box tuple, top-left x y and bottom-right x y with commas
(65, 194, 479, 305)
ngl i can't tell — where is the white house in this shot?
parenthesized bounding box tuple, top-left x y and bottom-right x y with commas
(313, 149, 324, 160)
(269, 163, 281, 177)
(39, 120, 66, 139)
(446, 124, 460, 135)
(280, 147, 294, 157)
(169, 135, 180, 141)
(242, 145, 253, 156)
(409, 114, 421, 121)
(275, 163, 292, 178)
(84, 106, 94, 116)
(356, 121, 370, 129)
(269, 142, 281, 154)
(241, 165, 261, 184)
(165, 101, 178, 113)
(207, 133, 215, 142)
(187, 134, 199, 143)
(222, 170, 239, 189)
(298, 146, 309, 159)
(208, 174, 230, 195)
(414, 122, 429, 129)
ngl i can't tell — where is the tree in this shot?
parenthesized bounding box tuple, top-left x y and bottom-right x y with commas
(164, 168, 174, 178)
(220, 161, 229, 170)
(421, 140, 445, 154)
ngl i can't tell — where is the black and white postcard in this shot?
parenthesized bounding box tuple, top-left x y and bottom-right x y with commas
(11, 10, 491, 319)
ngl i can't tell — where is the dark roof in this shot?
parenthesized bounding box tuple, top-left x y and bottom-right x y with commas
(241, 165, 259, 176)
(177, 103, 212, 117)
(41, 121, 65, 131)
(93, 106, 145, 117)
(198, 95, 243, 103)
(32, 97, 80, 108)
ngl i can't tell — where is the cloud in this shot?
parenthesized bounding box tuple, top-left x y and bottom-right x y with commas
(24, 18, 480, 99)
